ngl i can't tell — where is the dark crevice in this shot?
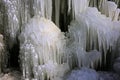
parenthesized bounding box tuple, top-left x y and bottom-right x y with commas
(7, 39, 20, 71)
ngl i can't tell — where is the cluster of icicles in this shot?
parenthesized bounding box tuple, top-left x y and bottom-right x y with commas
(0, 0, 120, 80)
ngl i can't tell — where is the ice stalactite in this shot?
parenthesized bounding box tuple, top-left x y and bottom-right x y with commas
(19, 16, 69, 80)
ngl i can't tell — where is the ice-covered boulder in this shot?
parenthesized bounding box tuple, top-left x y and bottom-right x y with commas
(66, 67, 99, 80)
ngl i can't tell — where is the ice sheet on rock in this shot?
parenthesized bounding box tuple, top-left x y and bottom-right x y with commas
(3, 0, 20, 48)
(19, 16, 69, 80)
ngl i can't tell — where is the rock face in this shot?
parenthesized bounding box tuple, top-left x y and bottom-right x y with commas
(98, 72, 120, 80)
(0, 34, 7, 73)
(113, 57, 120, 75)
(0, 71, 22, 80)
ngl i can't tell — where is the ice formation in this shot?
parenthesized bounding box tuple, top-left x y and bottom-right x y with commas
(67, 0, 120, 69)
(19, 16, 69, 80)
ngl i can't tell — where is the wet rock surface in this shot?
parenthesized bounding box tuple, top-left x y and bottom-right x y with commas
(98, 71, 120, 80)
(113, 57, 120, 75)
(0, 69, 22, 80)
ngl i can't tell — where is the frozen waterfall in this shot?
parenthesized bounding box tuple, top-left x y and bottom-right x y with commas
(0, 0, 120, 80)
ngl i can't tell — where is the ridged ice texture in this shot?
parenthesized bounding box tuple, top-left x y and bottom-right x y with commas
(3, 0, 20, 48)
(67, 7, 120, 68)
(33, 0, 52, 20)
(0, 34, 7, 73)
(19, 16, 69, 80)
(68, 0, 89, 19)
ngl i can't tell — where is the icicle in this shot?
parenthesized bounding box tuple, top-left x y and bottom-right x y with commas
(68, 0, 71, 13)
(45, 0, 52, 20)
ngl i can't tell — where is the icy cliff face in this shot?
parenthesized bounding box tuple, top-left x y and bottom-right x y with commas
(19, 16, 69, 80)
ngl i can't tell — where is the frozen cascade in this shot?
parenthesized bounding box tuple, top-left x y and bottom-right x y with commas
(67, 0, 120, 69)
(19, 16, 69, 80)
